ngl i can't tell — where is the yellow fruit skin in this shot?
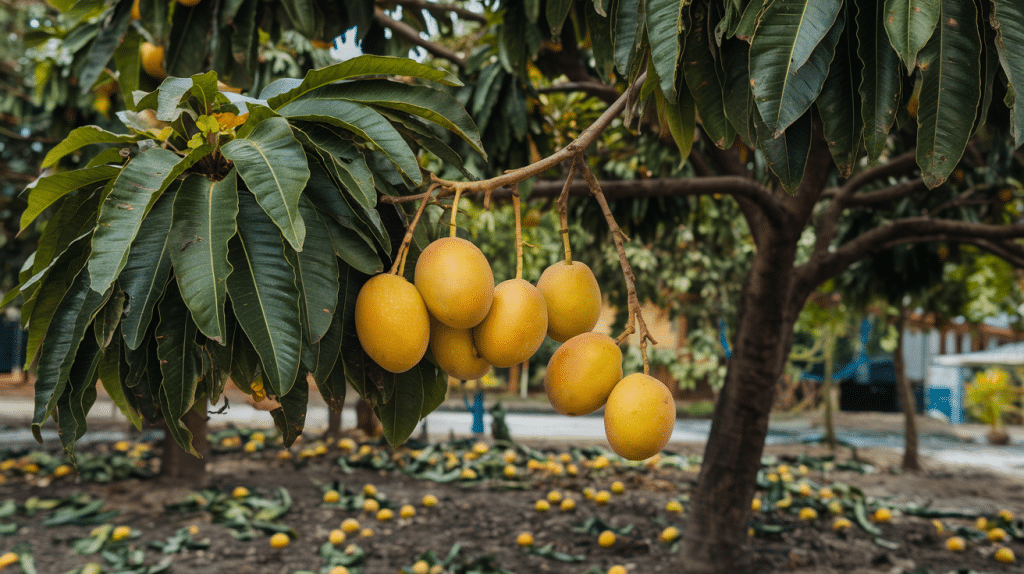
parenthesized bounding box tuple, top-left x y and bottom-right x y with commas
(473, 279, 547, 368)
(355, 274, 430, 373)
(140, 42, 166, 79)
(430, 318, 491, 380)
(604, 373, 676, 460)
(544, 332, 622, 416)
(414, 237, 494, 329)
(130, 0, 141, 20)
(537, 261, 601, 342)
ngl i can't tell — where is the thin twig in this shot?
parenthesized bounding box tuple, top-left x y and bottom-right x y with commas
(449, 187, 462, 237)
(389, 0, 488, 23)
(373, 7, 468, 67)
(390, 184, 438, 276)
(577, 158, 657, 374)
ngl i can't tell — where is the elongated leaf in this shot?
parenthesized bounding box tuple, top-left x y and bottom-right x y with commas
(655, 78, 696, 161)
(77, 0, 132, 95)
(683, 2, 736, 148)
(883, 0, 940, 74)
(324, 217, 383, 275)
(311, 307, 342, 397)
(375, 359, 446, 446)
(613, 0, 641, 76)
(166, 0, 215, 78)
(159, 387, 200, 457)
(290, 198, 338, 343)
(915, 0, 981, 188)
(221, 117, 309, 251)
(23, 232, 92, 371)
(817, 10, 862, 177)
(280, 0, 317, 37)
(226, 191, 302, 397)
(32, 267, 109, 441)
(278, 97, 420, 185)
(750, 0, 843, 135)
(113, 30, 141, 110)
(120, 192, 175, 349)
(97, 335, 143, 430)
(157, 282, 203, 435)
(89, 147, 198, 295)
(993, 0, 1024, 146)
(170, 171, 238, 343)
(547, 0, 572, 35)
(93, 288, 124, 348)
(56, 335, 101, 462)
(21, 167, 119, 233)
(270, 370, 308, 447)
(856, 0, 903, 163)
(585, 0, 615, 78)
(293, 125, 377, 208)
(42, 127, 140, 169)
(266, 55, 462, 110)
(338, 262, 370, 395)
(647, 0, 685, 100)
(317, 81, 484, 156)
(755, 108, 812, 193)
(723, 42, 757, 146)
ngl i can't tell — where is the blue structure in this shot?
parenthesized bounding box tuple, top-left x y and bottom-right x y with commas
(464, 391, 485, 435)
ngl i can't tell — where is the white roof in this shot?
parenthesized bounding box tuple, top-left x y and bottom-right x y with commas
(931, 341, 1024, 367)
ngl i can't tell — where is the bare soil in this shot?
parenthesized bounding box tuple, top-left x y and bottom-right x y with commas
(1, 431, 1023, 574)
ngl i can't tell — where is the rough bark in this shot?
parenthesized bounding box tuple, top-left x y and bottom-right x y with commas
(325, 402, 344, 439)
(158, 408, 209, 488)
(680, 225, 804, 573)
(894, 309, 921, 471)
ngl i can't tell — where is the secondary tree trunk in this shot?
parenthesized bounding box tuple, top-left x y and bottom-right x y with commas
(324, 399, 344, 439)
(159, 407, 209, 487)
(894, 308, 920, 471)
(822, 324, 837, 450)
(681, 227, 804, 573)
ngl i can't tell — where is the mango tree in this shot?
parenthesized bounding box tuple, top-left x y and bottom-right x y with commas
(10, 0, 1024, 573)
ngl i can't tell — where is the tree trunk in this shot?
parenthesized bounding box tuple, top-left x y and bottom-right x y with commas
(325, 403, 344, 439)
(159, 407, 209, 488)
(894, 308, 920, 471)
(681, 229, 804, 573)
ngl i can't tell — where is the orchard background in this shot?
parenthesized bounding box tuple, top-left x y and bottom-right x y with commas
(1, 0, 1024, 573)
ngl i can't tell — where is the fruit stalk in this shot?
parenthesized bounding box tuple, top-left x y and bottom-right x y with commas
(449, 187, 462, 237)
(577, 158, 656, 374)
(512, 184, 524, 280)
(390, 184, 438, 276)
(557, 159, 578, 265)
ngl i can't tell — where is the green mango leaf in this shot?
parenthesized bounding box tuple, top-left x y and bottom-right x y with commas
(77, 0, 132, 94)
(93, 287, 124, 348)
(221, 117, 309, 250)
(280, 0, 317, 37)
(278, 97, 420, 186)
(755, 109, 812, 194)
(337, 262, 370, 395)
(290, 198, 338, 343)
(56, 335, 101, 462)
(89, 147, 202, 295)
(120, 192, 175, 350)
(310, 309, 343, 405)
(166, 0, 215, 78)
(613, 0, 641, 77)
(169, 171, 239, 343)
(856, 0, 903, 164)
(683, 2, 736, 148)
(98, 336, 143, 430)
(42, 127, 141, 169)
(374, 358, 446, 446)
(646, 0, 685, 100)
(653, 64, 696, 161)
(318, 80, 484, 157)
(270, 370, 308, 447)
(113, 30, 141, 110)
(324, 216, 384, 276)
(585, 2, 615, 78)
(226, 191, 302, 397)
(266, 55, 462, 110)
(156, 282, 204, 451)
(882, 0, 940, 74)
(915, 0, 981, 188)
(816, 10, 861, 178)
(20, 166, 118, 232)
(546, 0, 572, 36)
(993, 0, 1024, 147)
(293, 125, 377, 209)
(32, 267, 109, 442)
(750, 0, 844, 135)
(723, 43, 757, 147)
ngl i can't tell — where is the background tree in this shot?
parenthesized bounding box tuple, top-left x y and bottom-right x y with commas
(6, 1, 1024, 573)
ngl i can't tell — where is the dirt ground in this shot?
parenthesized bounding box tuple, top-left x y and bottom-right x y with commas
(1, 427, 1023, 574)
